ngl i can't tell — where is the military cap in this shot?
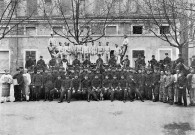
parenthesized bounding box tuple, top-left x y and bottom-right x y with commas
(178, 54, 182, 56)
(152, 55, 155, 57)
(165, 53, 168, 55)
(40, 56, 43, 58)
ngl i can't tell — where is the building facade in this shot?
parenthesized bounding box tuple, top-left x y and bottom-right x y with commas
(0, 0, 184, 75)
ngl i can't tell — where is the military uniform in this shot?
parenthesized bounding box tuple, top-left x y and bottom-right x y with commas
(33, 73, 43, 101)
(108, 56, 117, 67)
(59, 76, 72, 103)
(150, 58, 158, 71)
(102, 77, 111, 100)
(44, 72, 54, 101)
(152, 72, 160, 102)
(136, 72, 145, 98)
(50, 77, 62, 101)
(177, 74, 187, 106)
(92, 76, 102, 100)
(119, 77, 128, 102)
(13, 71, 24, 101)
(164, 56, 171, 66)
(110, 77, 119, 101)
(72, 76, 81, 100)
(72, 58, 81, 67)
(145, 72, 153, 100)
(37, 59, 46, 71)
(159, 73, 166, 102)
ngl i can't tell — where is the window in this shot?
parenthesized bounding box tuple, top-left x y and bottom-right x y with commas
(91, 23, 104, 35)
(26, 27, 36, 35)
(0, 51, 10, 73)
(160, 26, 170, 34)
(106, 26, 117, 35)
(52, 26, 64, 35)
(133, 26, 143, 34)
(158, 49, 172, 61)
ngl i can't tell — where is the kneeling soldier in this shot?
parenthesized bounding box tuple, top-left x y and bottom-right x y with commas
(119, 75, 128, 103)
(58, 75, 72, 103)
(92, 75, 102, 100)
(110, 75, 119, 102)
(102, 75, 111, 100)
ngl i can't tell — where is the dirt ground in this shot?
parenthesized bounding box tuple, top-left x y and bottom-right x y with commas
(0, 85, 195, 135)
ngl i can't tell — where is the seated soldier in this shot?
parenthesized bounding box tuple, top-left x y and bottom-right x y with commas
(119, 75, 128, 103)
(81, 75, 98, 102)
(50, 75, 62, 101)
(102, 75, 111, 100)
(83, 56, 91, 68)
(44, 70, 54, 101)
(92, 75, 102, 100)
(72, 74, 81, 100)
(110, 75, 119, 102)
(72, 55, 80, 67)
(58, 75, 72, 103)
(49, 57, 57, 70)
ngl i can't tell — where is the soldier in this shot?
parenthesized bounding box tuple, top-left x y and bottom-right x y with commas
(92, 75, 102, 100)
(25, 56, 35, 70)
(163, 53, 171, 67)
(149, 55, 158, 71)
(175, 54, 184, 64)
(33, 70, 43, 101)
(72, 74, 81, 100)
(96, 54, 104, 71)
(135, 54, 142, 70)
(110, 75, 119, 102)
(190, 55, 195, 68)
(83, 56, 91, 68)
(152, 68, 160, 102)
(102, 75, 111, 100)
(50, 75, 62, 101)
(127, 74, 144, 102)
(44, 70, 54, 101)
(145, 69, 153, 100)
(37, 56, 46, 71)
(159, 71, 166, 102)
(49, 57, 57, 70)
(119, 75, 128, 102)
(187, 68, 195, 106)
(177, 71, 187, 106)
(13, 68, 24, 102)
(58, 75, 72, 103)
(108, 55, 117, 67)
(164, 70, 174, 105)
(136, 69, 145, 99)
(122, 55, 130, 68)
(81, 75, 98, 102)
(72, 55, 81, 67)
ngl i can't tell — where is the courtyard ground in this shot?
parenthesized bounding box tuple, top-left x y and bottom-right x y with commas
(0, 85, 195, 135)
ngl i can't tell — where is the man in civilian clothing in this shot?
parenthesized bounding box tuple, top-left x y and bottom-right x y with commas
(13, 68, 24, 102)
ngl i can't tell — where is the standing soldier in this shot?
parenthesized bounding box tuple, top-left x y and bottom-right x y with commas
(177, 71, 187, 106)
(59, 75, 72, 103)
(110, 75, 119, 102)
(136, 69, 145, 99)
(72, 74, 81, 100)
(175, 54, 184, 64)
(37, 56, 46, 71)
(149, 55, 158, 71)
(33, 70, 43, 101)
(122, 55, 130, 68)
(104, 42, 111, 64)
(164, 70, 174, 105)
(159, 71, 166, 102)
(72, 55, 81, 68)
(163, 53, 171, 68)
(96, 54, 104, 72)
(25, 56, 35, 70)
(102, 75, 111, 100)
(119, 75, 128, 102)
(108, 55, 117, 67)
(13, 68, 24, 102)
(187, 68, 195, 106)
(145, 69, 153, 100)
(152, 68, 160, 102)
(92, 75, 101, 100)
(49, 57, 57, 70)
(83, 56, 91, 68)
(0, 70, 12, 103)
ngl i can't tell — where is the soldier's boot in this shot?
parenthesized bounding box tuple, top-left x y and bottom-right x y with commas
(87, 93, 90, 102)
(67, 91, 71, 103)
(110, 91, 114, 102)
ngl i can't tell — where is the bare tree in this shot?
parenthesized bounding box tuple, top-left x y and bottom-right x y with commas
(136, 0, 194, 54)
(0, 0, 35, 40)
(40, 0, 120, 45)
